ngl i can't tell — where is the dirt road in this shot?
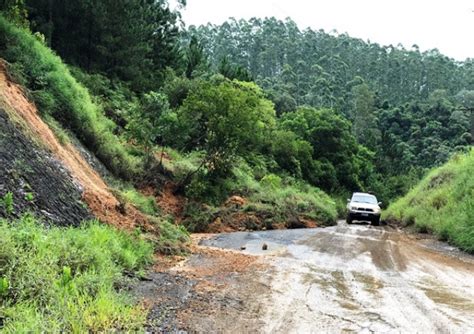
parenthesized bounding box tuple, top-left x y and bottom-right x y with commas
(142, 221, 474, 333)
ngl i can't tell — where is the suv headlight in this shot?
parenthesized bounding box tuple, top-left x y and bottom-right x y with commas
(350, 206, 357, 211)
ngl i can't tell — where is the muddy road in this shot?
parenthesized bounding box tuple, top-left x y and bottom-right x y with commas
(142, 221, 474, 333)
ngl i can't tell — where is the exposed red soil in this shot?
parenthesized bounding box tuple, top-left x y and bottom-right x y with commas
(153, 234, 261, 280)
(155, 150, 171, 164)
(299, 218, 319, 228)
(206, 217, 238, 233)
(156, 182, 185, 221)
(0, 61, 151, 231)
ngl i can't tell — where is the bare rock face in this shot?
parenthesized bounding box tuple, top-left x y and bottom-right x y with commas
(0, 109, 92, 226)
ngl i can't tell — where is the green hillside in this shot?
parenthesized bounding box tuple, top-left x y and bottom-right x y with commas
(384, 150, 474, 252)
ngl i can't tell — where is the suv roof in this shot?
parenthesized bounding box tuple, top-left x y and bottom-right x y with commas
(352, 192, 375, 197)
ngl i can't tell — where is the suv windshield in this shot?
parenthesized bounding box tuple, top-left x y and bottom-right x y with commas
(352, 194, 377, 204)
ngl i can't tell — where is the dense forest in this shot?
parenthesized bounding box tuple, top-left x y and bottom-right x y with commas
(187, 19, 474, 199)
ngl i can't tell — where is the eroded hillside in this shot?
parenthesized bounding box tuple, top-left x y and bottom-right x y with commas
(0, 60, 148, 229)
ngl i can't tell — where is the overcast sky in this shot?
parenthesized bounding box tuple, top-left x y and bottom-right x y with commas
(178, 0, 474, 61)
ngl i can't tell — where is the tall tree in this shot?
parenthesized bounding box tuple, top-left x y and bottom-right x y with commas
(351, 83, 381, 150)
(185, 35, 206, 78)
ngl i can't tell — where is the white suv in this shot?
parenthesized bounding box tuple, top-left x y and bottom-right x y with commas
(346, 192, 381, 225)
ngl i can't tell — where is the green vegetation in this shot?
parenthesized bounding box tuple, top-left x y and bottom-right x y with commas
(24, 0, 183, 90)
(384, 150, 474, 253)
(1, 191, 14, 215)
(0, 3, 472, 331)
(189, 18, 473, 109)
(120, 188, 158, 216)
(245, 180, 337, 226)
(167, 77, 275, 178)
(278, 107, 371, 191)
(0, 16, 141, 179)
(0, 214, 153, 332)
(154, 220, 190, 255)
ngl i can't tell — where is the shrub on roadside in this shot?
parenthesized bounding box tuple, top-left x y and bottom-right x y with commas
(247, 179, 337, 226)
(153, 219, 190, 255)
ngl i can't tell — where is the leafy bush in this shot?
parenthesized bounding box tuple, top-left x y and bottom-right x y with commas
(182, 201, 218, 233)
(384, 150, 474, 253)
(260, 173, 282, 189)
(0, 16, 141, 179)
(0, 215, 153, 332)
(126, 91, 172, 154)
(279, 107, 370, 192)
(168, 76, 276, 175)
(270, 129, 315, 181)
(159, 148, 201, 179)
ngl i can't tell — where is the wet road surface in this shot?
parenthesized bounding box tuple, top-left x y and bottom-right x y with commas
(201, 221, 474, 333)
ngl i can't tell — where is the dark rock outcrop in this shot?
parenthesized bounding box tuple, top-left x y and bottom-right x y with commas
(0, 109, 92, 225)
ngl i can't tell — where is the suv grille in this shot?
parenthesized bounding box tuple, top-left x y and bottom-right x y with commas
(357, 208, 374, 212)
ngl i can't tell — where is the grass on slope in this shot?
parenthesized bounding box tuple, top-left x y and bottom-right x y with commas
(0, 215, 153, 333)
(0, 16, 140, 179)
(384, 150, 474, 253)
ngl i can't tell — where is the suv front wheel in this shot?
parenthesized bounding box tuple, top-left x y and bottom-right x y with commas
(372, 217, 380, 226)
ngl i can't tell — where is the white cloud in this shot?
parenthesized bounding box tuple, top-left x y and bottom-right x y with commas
(179, 0, 474, 60)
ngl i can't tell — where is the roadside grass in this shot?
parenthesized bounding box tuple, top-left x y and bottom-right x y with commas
(0, 214, 153, 332)
(384, 150, 474, 253)
(0, 16, 141, 179)
(232, 162, 337, 226)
